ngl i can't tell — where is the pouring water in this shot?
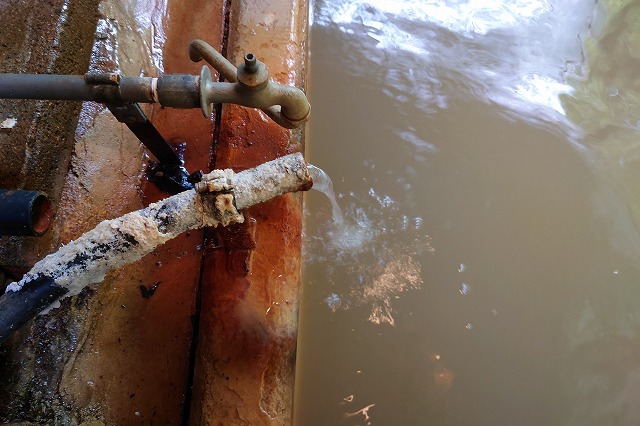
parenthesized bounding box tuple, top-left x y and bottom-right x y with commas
(308, 164, 344, 225)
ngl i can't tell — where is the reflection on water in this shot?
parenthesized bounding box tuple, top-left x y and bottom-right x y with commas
(295, 0, 640, 425)
(312, 0, 599, 141)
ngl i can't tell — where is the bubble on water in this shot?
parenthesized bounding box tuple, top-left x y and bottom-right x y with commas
(465, 323, 473, 330)
(325, 293, 342, 312)
(459, 283, 470, 295)
(368, 187, 396, 208)
(400, 215, 409, 230)
(414, 216, 423, 230)
(458, 263, 466, 273)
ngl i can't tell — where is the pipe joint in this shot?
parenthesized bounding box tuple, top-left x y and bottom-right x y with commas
(237, 54, 270, 90)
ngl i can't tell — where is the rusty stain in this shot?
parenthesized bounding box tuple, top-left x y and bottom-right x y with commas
(189, 0, 309, 421)
(218, 217, 257, 251)
(54, 0, 227, 423)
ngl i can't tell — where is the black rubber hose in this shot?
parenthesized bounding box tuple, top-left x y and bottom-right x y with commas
(0, 276, 67, 344)
(0, 190, 52, 236)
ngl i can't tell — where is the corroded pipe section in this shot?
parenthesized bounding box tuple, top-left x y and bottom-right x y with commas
(0, 153, 312, 343)
(0, 74, 157, 104)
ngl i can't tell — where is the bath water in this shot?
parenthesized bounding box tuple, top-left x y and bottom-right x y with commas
(295, 0, 640, 425)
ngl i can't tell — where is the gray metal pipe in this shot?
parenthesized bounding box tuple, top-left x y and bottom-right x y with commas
(0, 74, 94, 100)
(0, 40, 311, 129)
(0, 74, 157, 104)
(204, 81, 310, 124)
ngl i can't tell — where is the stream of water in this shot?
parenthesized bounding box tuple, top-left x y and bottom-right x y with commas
(308, 164, 345, 225)
(295, 1, 640, 425)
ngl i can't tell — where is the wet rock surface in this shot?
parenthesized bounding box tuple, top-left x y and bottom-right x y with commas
(0, 0, 101, 272)
(0, 0, 308, 423)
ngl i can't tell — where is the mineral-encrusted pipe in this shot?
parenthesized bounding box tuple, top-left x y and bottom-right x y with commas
(0, 153, 312, 343)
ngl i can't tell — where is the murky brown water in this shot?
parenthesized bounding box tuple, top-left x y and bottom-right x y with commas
(294, 1, 640, 425)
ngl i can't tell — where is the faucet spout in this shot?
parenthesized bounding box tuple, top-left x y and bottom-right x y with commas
(189, 40, 310, 129)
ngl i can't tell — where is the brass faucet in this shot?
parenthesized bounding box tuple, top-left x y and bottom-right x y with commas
(0, 39, 310, 130)
(189, 40, 310, 129)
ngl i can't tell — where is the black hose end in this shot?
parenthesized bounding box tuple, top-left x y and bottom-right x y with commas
(0, 190, 52, 236)
(0, 276, 67, 344)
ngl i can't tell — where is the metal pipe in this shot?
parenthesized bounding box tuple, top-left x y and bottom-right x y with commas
(0, 41, 310, 129)
(0, 74, 156, 104)
(204, 81, 311, 122)
(0, 190, 52, 236)
(0, 74, 94, 100)
(0, 153, 312, 344)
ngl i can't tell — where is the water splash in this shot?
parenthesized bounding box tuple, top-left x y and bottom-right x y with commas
(304, 186, 433, 325)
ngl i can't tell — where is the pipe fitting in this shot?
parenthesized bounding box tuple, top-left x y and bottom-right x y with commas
(0, 40, 311, 129)
(188, 40, 310, 129)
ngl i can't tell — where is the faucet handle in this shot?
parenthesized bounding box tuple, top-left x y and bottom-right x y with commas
(189, 39, 237, 82)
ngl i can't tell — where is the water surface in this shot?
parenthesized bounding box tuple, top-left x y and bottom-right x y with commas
(295, 1, 640, 425)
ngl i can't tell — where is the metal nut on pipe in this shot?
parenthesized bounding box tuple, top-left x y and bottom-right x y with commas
(156, 74, 201, 108)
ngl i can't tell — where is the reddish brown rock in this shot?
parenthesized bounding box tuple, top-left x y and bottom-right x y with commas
(189, 0, 309, 424)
